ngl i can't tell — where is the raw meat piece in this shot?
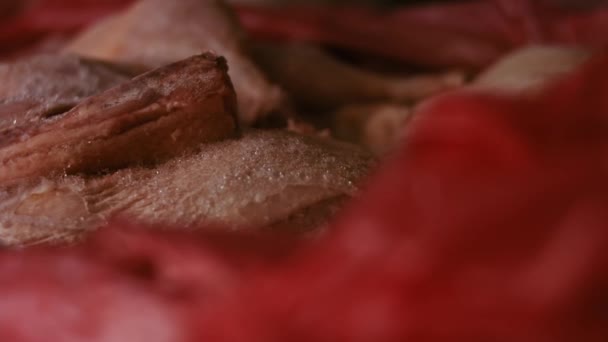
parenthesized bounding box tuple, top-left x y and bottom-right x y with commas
(0, 53, 238, 186)
(474, 45, 591, 93)
(237, 0, 608, 70)
(2, 0, 607, 70)
(252, 43, 462, 110)
(285, 117, 330, 138)
(0, 130, 374, 246)
(0, 53, 136, 123)
(64, 0, 284, 125)
(414, 45, 592, 117)
(332, 103, 410, 155)
(0, 0, 134, 60)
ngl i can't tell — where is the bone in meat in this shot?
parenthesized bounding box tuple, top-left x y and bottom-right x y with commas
(251, 42, 463, 110)
(64, 0, 284, 125)
(0, 130, 374, 246)
(0, 53, 238, 186)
